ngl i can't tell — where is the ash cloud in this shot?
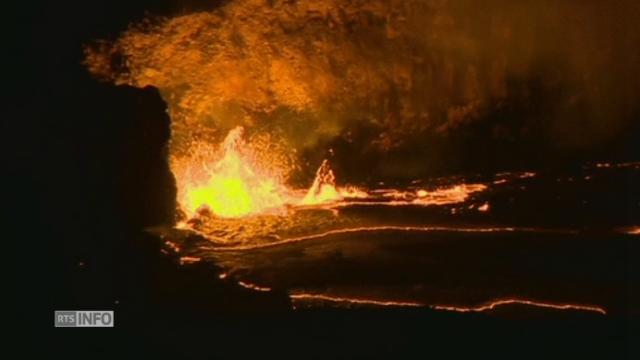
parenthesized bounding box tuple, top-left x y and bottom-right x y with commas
(85, 0, 640, 166)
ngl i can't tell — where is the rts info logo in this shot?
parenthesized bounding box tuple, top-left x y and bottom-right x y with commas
(55, 311, 114, 327)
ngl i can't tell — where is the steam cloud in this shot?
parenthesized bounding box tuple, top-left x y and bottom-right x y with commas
(85, 0, 639, 159)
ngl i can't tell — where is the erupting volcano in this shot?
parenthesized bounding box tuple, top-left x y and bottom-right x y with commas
(176, 125, 368, 223)
(19, 0, 640, 356)
(79, 0, 639, 327)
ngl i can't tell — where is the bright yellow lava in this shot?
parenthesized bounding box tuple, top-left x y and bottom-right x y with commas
(181, 127, 293, 218)
(301, 159, 341, 205)
(177, 126, 488, 222)
(179, 126, 352, 219)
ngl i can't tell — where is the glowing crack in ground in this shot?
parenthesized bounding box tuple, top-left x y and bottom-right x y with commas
(289, 293, 606, 315)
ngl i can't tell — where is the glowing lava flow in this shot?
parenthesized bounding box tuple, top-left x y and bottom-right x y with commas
(431, 299, 607, 315)
(208, 225, 578, 251)
(237, 281, 272, 292)
(289, 293, 423, 308)
(619, 226, 640, 235)
(179, 256, 201, 265)
(175, 127, 495, 230)
(289, 293, 606, 315)
(172, 126, 499, 249)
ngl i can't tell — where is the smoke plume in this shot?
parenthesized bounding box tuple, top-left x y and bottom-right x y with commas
(85, 0, 640, 168)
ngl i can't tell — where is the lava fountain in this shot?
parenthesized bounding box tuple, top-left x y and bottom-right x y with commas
(177, 126, 353, 221)
(179, 127, 294, 218)
(78, 0, 634, 320)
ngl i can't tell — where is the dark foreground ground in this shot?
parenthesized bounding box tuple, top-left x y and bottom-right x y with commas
(15, 226, 635, 359)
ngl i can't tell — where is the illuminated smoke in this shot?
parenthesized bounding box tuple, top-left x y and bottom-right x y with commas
(84, 0, 640, 198)
(85, 0, 639, 154)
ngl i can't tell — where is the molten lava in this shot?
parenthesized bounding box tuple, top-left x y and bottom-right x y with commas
(178, 126, 356, 220)
(289, 293, 606, 314)
(174, 127, 491, 246)
(181, 127, 294, 218)
(301, 159, 341, 205)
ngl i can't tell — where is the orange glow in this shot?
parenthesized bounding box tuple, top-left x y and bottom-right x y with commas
(412, 184, 487, 205)
(289, 293, 606, 314)
(290, 293, 423, 308)
(162, 129, 499, 249)
(175, 126, 371, 223)
(431, 299, 606, 315)
(237, 281, 272, 292)
(178, 127, 294, 218)
(214, 226, 572, 251)
(179, 256, 201, 265)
